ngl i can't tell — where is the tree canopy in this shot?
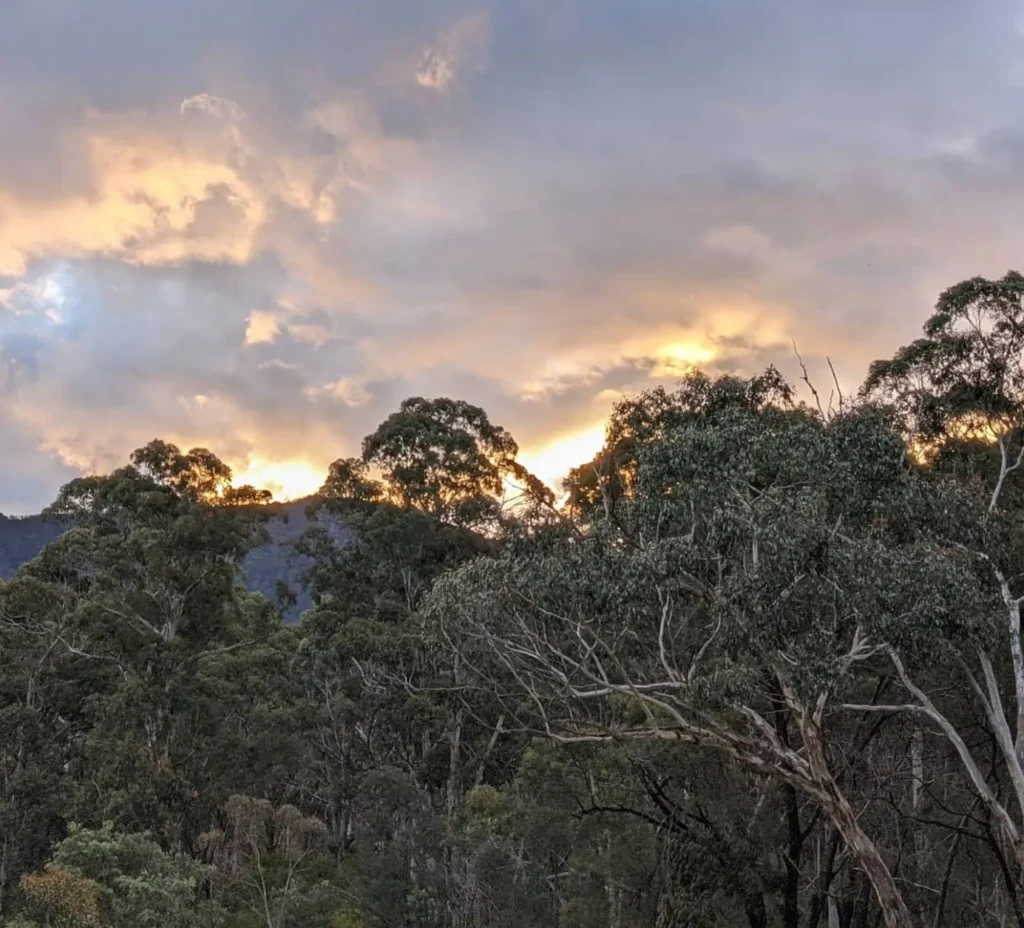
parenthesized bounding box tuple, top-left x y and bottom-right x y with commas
(331, 396, 552, 529)
(11, 274, 1024, 926)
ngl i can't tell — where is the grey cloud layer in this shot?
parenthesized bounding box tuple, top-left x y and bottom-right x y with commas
(2, 0, 1024, 511)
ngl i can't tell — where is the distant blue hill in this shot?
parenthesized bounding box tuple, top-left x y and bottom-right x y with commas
(0, 497, 348, 622)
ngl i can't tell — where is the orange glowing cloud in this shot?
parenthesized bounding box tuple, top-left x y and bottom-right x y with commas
(518, 422, 608, 490)
(0, 125, 264, 276)
(0, 90, 410, 289)
(244, 310, 281, 345)
(3, 3, 949, 518)
(231, 456, 325, 501)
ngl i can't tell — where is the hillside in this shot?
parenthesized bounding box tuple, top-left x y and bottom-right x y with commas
(242, 497, 353, 619)
(0, 512, 64, 578)
(0, 497, 348, 622)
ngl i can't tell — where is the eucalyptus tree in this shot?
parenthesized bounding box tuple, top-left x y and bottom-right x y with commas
(331, 396, 551, 530)
(563, 368, 793, 519)
(860, 272, 1024, 909)
(0, 575, 77, 918)
(0, 442, 281, 845)
(301, 400, 548, 922)
(431, 374, 995, 928)
(294, 495, 516, 927)
(863, 271, 1024, 510)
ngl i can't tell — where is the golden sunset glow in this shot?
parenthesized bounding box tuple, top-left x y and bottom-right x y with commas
(651, 340, 718, 378)
(519, 423, 608, 491)
(0, 1, 1010, 521)
(6, 3, 1024, 919)
(232, 457, 325, 502)
(909, 413, 1006, 465)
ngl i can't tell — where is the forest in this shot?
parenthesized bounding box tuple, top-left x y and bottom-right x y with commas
(6, 271, 1024, 928)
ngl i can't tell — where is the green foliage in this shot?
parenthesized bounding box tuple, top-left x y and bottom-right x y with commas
(320, 458, 385, 504)
(362, 397, 517, 522)
(350, 396, 550, 528)
(330, 907, 365, 928)
(863, 271, 1024, 491)
(565, 367, 793, 516)
(0, 443, 290, 857)
(15, 275, 1024, 927)
(19, 823, 217, 928)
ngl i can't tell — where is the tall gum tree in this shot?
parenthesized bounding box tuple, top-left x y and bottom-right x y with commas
(431, 374, 996, 928)
(862, 272, 1024, 900)
(349, 397, 551, 530)
(0, 441, 278, 844)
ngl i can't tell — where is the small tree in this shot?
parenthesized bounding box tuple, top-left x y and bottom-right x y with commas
(16, 822, 216, 928)
(17, 866, 101, 927)
(199, 795, 329, 928)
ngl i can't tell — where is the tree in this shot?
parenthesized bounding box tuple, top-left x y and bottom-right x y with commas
(319, 460, 384, 505)
(17, 866, 101, 928)
(0, 574, 79, 918)
(300, 418, 525, 924)
(3, 443, 278, 845)
(564, 368, 793, 519)
(863, 271, 1024, 511)
(293, 498, 510, 925)
(199, 796, 336, 928)
(432, 377, 996, 928)
(16, 822, 217, 928)
(129, 440, 271, 507)
(859, 272, 1024, 909)
(357, 397, 549, 528)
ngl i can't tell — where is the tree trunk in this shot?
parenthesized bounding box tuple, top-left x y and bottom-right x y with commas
(0, 844, 6, 920)
(744, 891, 768, 928)
(445, 706, 465, 928)
(783, 783, 802, 928)
(799, 712, 914, 928)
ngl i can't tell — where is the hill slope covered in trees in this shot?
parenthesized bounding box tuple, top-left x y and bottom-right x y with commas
(0, 498, 348, 621)
(9, 275, 1024, 927)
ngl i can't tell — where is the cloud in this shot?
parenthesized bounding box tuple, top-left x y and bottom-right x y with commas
(304, 377, 373, 407)
(180, 93, 247, 121)
(0, 409, 77, 514)
(5, 0, 1024, 506)
(703, 225, 812, 279)
(244, 310, 281, 345)
(0, 116, 263, 276)
(415, 12, 489, 91)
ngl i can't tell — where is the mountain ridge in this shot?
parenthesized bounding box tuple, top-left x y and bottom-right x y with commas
(0, 496, 347, 622)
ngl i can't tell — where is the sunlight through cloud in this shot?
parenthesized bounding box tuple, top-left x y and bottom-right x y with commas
(232, 457, 325, 502)
(519, 423, 607, 491)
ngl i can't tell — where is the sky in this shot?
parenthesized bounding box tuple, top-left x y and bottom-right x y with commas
(4, 0, 1024, 512)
